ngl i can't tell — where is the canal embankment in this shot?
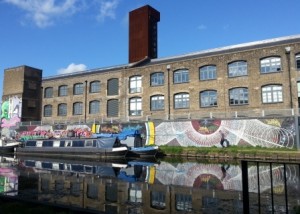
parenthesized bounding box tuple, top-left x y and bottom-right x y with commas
(158, 146, 300, 162)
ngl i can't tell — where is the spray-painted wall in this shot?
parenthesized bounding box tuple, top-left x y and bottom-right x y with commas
(1, 96, 22, 139)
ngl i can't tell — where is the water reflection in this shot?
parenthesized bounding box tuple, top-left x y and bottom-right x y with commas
(0, 155, 300, 213)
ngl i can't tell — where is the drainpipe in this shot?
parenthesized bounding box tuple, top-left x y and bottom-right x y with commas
(285, 47, 293, 109)
(84, 80, 88, 123)
(167, 65, 171, 120)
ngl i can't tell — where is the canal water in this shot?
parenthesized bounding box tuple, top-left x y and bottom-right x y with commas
(0, 155, 299, 214)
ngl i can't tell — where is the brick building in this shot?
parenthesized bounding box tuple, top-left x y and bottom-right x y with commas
(2, 5, 300, 124)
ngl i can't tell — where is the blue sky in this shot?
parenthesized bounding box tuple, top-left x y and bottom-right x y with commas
(1, 0, 300, 98)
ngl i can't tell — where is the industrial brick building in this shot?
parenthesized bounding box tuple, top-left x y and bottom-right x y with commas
(2, 5, 300, 124)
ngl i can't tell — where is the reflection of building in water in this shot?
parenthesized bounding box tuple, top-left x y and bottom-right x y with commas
(22, 162, 299, 214)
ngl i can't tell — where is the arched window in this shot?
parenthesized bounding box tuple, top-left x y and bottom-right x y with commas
(174, 93, 189, 109)
(89, 100, 100, 114)
(174, 69, 189, 83)
(90, 81, 100, 93)
(73, 83, 84, 95)
(199, 65, 216, 80)
(73, 102, 83, 115)
(260, 57, 281, 73)
(58, 85, 68, 97)
(107, 99, 119, 117)
(129, 75, 142, 93)
(43, 105, 52, 117)
(150, 95, 164, 110)
(228, 61, 247, 77)
(44, 87, 53, 98)
(229, 88, 248, 105)
(150, 191, 166, 210)
(151, 72, 164, 86)
(107, 78, 119, 96)
(58, 103, 67, 116)
(262, 85, 283, 103)
(129, 97, 142, 116)
(200, 90, 217, 107)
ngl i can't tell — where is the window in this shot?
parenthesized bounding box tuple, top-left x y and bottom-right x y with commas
(107, 78, 119, 96)
(107, 99, 119, 117)
(228, 61, 247, 77)
(229, 88, 248, 105)
(129, 76, 142, 93)
(89, 100, 100, 114)
(73, 83, 84, 95)
(174, 93, 189, 109)
(151, 191, 166, 210)
(44, 87, 53, 98)
(58, 103, 67, 116)
(200, 90, 217, 107)
(151, 72, 164, 86)
(174, 69, 189, 83)
(73, 102, 83, 115)
(199, 65, 216, 80)
(58, 85, 68, 97)
(43, 105, 52, 117)
(129, 97, 142, 116)
(151, 95, 164, 110)
(260, 57, 281, 73)
(175, 194, 192, 212)
(262, 85, 283, 103)
(90, 81, 100, 93)
(296, 54, 300, 70)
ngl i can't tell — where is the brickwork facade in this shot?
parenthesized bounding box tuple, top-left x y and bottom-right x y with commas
(40, 37, 300, 123)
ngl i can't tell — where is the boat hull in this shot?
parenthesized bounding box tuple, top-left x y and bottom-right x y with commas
(127, 146, 159, 158)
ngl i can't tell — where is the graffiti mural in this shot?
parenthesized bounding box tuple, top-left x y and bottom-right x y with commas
(1, 96, 22, 139)
(154, 118, 296, 148)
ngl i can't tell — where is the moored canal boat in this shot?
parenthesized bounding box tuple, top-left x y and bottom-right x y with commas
(15, 137, 128, 160)
(0, 139, 21, 153)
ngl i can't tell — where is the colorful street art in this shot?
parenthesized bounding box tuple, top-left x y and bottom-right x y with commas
(1, 96, 22, 139)
(154, 118, 296, 148)
(11, 116, 297, 149)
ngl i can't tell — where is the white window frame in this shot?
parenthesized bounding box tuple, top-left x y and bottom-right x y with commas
(129, 97, 142, 116)
(199, 65, 216, 80)
(129, 76, 142, 93)
(262, 85, 283, 103)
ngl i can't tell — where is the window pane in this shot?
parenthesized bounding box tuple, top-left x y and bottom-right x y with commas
(174, 93, 189, 109)
(228, 61, 247, 77)
(296, 54, 300, 70)
(151, 72, 164, 86)
(129, 97, 142, 116)
(59, 85, 68, 96)
(260, 57, 281, 73)
(90, 81, 100, 93)
(89, 100, 100, 114)
(174, 69, 189, 83)
(44, 105, 52, 117)
(130, 76, 142, 93)
(44, 87, 53, 98)
(199, 66, 216, 80)
(58, 103, 67, 116)
(262, 85, 283, 103)
(74, 83, 84, 95)
(73, 102, 83, 115)
(229, 88, 248, 105)
(151, 95, 164, 110)
(200, 91, 217, 107)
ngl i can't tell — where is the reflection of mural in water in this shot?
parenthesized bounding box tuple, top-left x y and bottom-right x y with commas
(0, 167, 18, 196)
(155, 118, 296, 148)
(155, 162, 300, 194)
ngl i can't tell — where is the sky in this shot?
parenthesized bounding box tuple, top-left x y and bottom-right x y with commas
(1, 0, 300, 98)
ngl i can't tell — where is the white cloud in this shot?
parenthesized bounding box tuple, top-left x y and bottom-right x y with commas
(197, 24, 207, 30)
(58, 63, 87, 74)
(4, 0, 84, 28)
(96, 0, 120, 22)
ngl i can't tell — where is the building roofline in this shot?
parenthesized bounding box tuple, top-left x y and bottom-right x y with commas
(42, 34, 300, 81)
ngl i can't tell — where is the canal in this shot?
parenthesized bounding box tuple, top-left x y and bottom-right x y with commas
(0, 155, 300, 214)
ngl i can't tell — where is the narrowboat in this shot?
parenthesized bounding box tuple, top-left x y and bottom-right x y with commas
(15, 137, 128, 160)
(95, 129, 160, 158)
(0, 139, 21, 153)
